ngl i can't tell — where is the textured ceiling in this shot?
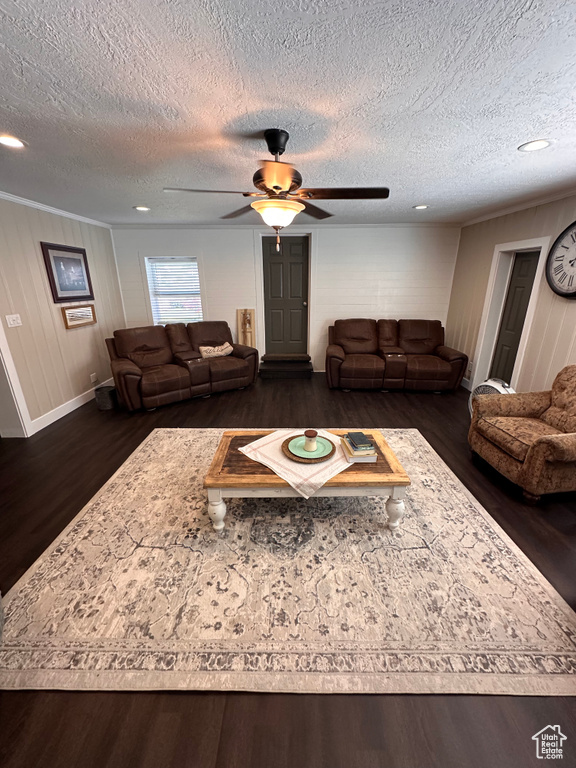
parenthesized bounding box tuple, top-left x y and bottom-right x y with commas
(0, 0, 575, 226)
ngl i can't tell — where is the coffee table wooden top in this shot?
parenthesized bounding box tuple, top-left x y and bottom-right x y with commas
(204, 430, 410, 489)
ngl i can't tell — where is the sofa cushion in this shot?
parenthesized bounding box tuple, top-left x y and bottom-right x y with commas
(114, 326, 173, 368)
(540, 365, 576, 433)
(333, 319, 378, 355)
(209, 356, 249, 382)
(188, 321, 233, 351)
(405, 355, 451, 381)
(399, 319, 444, 355)
(377, 319, 398, 348)
(165, 323, 193, 355)
(477, 416, 563, 462)
(140, 364, 190, 397)
(340, 353, 385, 379)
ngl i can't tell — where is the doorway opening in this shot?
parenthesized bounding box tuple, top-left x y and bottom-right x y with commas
(471, 237, 549, 393)
(259, 235, 313, 379)
(489, 251, 539, 382)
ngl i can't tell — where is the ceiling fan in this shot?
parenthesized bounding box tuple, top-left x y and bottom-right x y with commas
(164, 129, 390, 249)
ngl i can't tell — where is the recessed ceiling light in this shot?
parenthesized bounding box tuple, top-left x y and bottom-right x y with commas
(133, 206, 150, 211)
(0, 135, 25, 148)
(517, 139, 551, 152)
(413, 205, 428, 210)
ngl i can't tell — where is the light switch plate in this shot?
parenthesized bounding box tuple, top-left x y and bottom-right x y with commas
(6, 314, 22, 327)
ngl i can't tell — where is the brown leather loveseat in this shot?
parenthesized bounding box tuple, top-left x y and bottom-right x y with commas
(106, 321, 258, 411)
(326, 318, 467, 392)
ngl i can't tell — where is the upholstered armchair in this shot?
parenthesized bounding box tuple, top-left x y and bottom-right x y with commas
(468, 365, 576, 502)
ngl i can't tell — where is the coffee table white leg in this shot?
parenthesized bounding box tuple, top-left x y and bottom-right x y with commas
(385, 486, 406, 529)
(207, 489, 227, 531)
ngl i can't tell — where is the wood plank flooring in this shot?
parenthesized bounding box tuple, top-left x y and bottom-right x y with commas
(1, 375, 575, 768)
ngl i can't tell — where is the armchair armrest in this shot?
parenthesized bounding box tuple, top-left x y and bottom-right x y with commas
(436, 345, 467, 363)
(326, 344, 345, 362)
(472, 390, 551, 420)
(379, 346, 405, 357)
(231, 343, 258, 359)
(529, 432, 576, 463)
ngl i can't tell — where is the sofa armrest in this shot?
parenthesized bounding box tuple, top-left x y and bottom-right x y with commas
(110, 359, 143, 411)
(231, 344, 258, 360)
(379, 346, 404, 356)
(326, 344, 345, 362)
(471, 391, 552, 420)
(326, 344, 345, 389)
(436, 345, 467, 363)
(174, 351, 202, 363)
(110, 359, 142, 377)
(529, 433, 576, 463)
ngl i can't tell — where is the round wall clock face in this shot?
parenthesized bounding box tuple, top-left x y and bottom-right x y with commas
(546, 220, 576, 299)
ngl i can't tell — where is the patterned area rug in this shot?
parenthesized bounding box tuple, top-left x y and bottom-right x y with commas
(1, 428, 575, 694)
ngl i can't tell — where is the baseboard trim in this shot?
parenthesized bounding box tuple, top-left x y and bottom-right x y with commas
(27, 378, 114, 436)
(461, 377, 472, 391)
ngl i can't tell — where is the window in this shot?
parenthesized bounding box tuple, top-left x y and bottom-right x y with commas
(145, 257, 203, 325)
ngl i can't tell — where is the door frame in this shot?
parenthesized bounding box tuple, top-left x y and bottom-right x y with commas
(471, 236, 550, 392)
(253, 230, 314, 357)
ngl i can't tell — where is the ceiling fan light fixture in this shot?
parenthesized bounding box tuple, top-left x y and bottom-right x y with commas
(250, 198, 305, 229)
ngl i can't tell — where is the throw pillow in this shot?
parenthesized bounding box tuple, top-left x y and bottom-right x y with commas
(199, 342, 234, 359)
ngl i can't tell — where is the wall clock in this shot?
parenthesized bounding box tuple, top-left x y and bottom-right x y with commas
(545, 220, 576, 299)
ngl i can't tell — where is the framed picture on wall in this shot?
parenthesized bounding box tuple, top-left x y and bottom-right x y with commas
(61, 304, 97, 329)
(41, 242, 94, 303)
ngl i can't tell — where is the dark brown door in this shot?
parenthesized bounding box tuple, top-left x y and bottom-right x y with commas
(490, 251, 539, 383)
(262, 236, 309, 355)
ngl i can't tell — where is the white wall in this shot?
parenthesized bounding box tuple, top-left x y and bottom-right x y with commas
(112, 224, 461, 370)
(0, 196, 125, 433)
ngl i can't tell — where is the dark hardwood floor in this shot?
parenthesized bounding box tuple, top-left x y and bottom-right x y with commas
(1, 375, 575, 768)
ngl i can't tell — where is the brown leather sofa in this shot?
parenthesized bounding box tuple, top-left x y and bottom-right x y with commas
(468, 365, 576, 502)
(326, 318, 467, 391)
(106, 321, 258, 411)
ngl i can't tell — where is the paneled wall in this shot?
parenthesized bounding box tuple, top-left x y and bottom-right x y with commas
(446, 194, 576, 391)
(0, 197, 125, 426)
(112, 225, 461, 371)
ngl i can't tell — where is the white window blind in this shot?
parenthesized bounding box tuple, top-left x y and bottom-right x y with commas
(145, 257, 203, 325)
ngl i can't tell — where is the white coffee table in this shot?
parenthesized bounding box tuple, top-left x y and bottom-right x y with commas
(204, 429, 410, 531)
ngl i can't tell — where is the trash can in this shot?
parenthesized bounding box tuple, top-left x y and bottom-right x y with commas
(95, 385, 117, 411)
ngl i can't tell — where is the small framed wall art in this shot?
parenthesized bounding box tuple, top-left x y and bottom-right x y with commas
(41, 242, 94, 303)
(61, 304, 97, 329)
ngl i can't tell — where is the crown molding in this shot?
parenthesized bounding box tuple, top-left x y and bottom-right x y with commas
(110, 221, 461, 231)
(462, 188, 576, 228)
(0, 190, 111, 229)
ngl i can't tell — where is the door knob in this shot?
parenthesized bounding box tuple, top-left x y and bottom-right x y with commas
(303, 301, 307, 306)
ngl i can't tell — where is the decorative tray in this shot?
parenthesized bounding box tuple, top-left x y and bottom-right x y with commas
(281, 435, 336, 464)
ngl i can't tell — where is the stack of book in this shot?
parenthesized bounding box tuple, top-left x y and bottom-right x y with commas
(340, 431, 378, 463)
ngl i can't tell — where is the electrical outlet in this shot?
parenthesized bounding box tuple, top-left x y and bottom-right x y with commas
(467, 361, 474, 377)
(5, 314, 22, 327)
(90, 373, 99, 384)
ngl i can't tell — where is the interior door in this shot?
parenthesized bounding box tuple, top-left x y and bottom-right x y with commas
(489, 250, 539, 383)
(262, 236, 309, 355)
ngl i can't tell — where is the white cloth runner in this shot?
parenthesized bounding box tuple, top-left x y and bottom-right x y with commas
(238, 429, 350, 499)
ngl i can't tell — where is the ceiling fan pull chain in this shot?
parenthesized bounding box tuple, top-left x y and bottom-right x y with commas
(274, 227, 281, 251)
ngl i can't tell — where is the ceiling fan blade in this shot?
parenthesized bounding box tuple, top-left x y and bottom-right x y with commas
(301, 200, 333, 220)
(163, 187, 246, 194)
(220, 205, 255, 219)
(297, 187, 390, 200)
